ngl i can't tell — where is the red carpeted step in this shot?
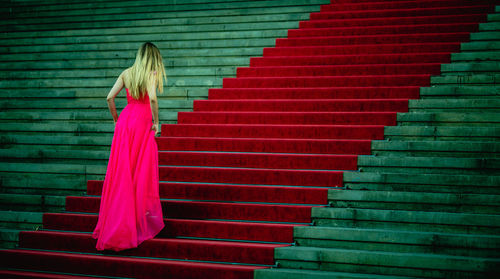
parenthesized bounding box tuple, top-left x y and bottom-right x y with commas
(0, 270, 107, 279)
(321, 0, 493, 12)
(264, 42, 460, 56)
(310, 5, 494, 20)
(289, 23, 478, 37)
(300, 14, 487, 29)
(155, 136, 372, 155)
(193, 99, 409, 112)
(208, 87, 420, 99)
(159, 166, 344, 187)
(0, 249, 261, 279)
(42, 213, 297, 242)
(160, 124, 385, 140)
(19, 231, 285, 265)
(236, 64, 441, 77)
(223, 75, 430, 88)
(66, 196, 314, 223)
(250, 53, 451, 66)
(87, 180, 330, 204)
(177, 112, 398, 125)
(276, 33, 470, 47)
(158, 151, 358, 170)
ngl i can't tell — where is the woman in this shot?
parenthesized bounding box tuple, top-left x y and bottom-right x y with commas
(92, 42, 168, 251)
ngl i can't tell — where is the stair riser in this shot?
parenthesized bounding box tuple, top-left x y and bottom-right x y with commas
(209, 87, 420, 99)
(300, 14, 488, 28)
(158, 152, 358, 171)
(42, 213, 296, 243)
(156, 137, 372, 155)
(250, 53, 451, 66)
(277, 33, 470, 47)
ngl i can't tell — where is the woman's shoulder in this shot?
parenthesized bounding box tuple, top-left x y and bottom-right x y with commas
(121, 67, 132, 87)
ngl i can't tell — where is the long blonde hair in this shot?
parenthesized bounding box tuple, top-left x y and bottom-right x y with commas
(128, 42, 167, 99)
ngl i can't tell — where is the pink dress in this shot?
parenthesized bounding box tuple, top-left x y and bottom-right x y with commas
(92, 88, 165, 251)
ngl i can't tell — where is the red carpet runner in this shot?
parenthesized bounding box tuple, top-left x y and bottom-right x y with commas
(1, 0, 496, 278)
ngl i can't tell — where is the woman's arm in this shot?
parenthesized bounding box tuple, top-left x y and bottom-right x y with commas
(148, 72, 160, 135)
(106, 71, 126, 124)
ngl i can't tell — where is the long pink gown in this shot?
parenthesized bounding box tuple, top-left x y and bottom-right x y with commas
(92, 88, 165, 251)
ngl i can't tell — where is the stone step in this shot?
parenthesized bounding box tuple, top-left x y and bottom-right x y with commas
(294, 226, 500, 258)
(408, 99, 500, 112)
(0, 46, 267, 60)
(441, 62, 500, 74)
(273, 246, 500, 278)
(1, 21, 299, 40)
(0, 210, 42, 230)
(397, 112, 500, 126)
(0, 110, 179, 121)
(357, 156, 499, 175)
(0, 148, 109, 164)
(3, 12, 311, 33)
(460, 41, 500, 51)
(327, 189, 500, 214)
(0, 228, 21, 249)
(371, 140, 500, 158)
(256, 268, 413, 279)
(451, 51, 500, 62)
(478, 22, 500, 32)
(419, 85, 500, 99)
(431, 74, 500, 85)
(0, 134, 112, 147)
(1, 1, 324, 27)
(0, 193, 66, 212)
(0, 38, 276, 55)
(344, 172, 500, 194)
(470, 31, 500, 42)
(488, 13, 500, 22)
(384, 126, 500, 141)
(0, 98, 192, 109)
(312, 207, 500, 235)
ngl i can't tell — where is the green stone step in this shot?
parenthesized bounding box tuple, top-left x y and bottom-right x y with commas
(431, 74, 500, 85)
(294, 226, 500, 258)
(357, 156, 499, 175)
(1, 21, 299, 40)
(3, 13, 311, 33)
(397, 112, 500, 126)
(0, 228, 21, 249)
(327, 189, 500, 214)
(408, 99, 500, 112)
(344, 172, 500, 194)
(419, 85, 500, 99)
(0, 193, 66, 212)
(0, 135, 112, 147)
(488, 13, 500, 22)
(312, 207, 500, 235)
(461, 41, 500, 51)
(441, 62, 500, 74)
(0, 211, 42, 230)
(1, 5, 323, 30)
(0, 110, 179, 121)
(0, 148, 109, 164)
(371, 140, 500, 158)
(0, 98, 192, 109)
(274, 246, 500, 278)
(478, 22, 500, 32)
(255, 268, 412, 279)
(0, 46, 267, 60)
(0, 162, 105, 175)
(470, 31, 500, 42)
(451, 51, 500, 62)
(3, 0, 326, 20)
(384, 126, 500, 141)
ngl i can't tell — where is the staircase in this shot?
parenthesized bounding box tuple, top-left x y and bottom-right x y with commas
(255, 2, 500, 279)
(1, 0, 498, 278)
(0, 0, 327, 249)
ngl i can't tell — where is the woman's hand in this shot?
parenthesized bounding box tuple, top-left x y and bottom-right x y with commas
(151, 123, 159, 136)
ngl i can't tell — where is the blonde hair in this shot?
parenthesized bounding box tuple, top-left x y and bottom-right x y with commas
(128, 42, 167, 99)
